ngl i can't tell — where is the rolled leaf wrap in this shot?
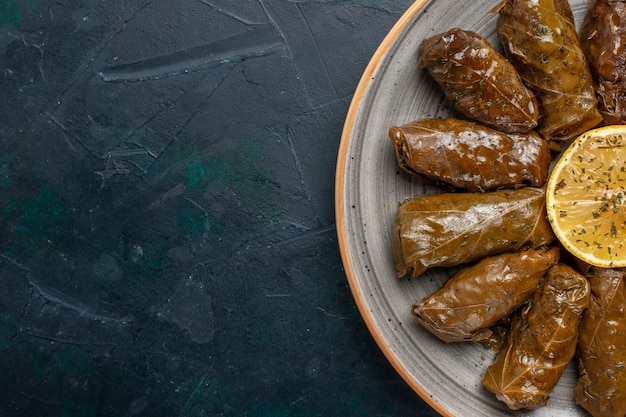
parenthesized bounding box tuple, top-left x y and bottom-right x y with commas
(580, 0, 626, 124)
(418, 28, 539, 133)
(495, 0, 602, 141)
(483, 264, 590, 410)
(389, 118, 551, 191)
(412, 247, 560, 343)
(575, 267, 626, 417)
(392, 187, 554, 278)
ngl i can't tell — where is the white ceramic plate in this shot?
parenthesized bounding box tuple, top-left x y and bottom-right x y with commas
(335, 0, 591, 416)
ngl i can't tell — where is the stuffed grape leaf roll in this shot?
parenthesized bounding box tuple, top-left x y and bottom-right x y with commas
(389, 118, 551, 191)
(483, 264, 590, 410)
(412, 247, 559, 343)
(418, 28, 540, 133)
(574, 267, 626, 417)
(495, 0, 602, 141)
(580, 0, 626, 124)
(392, 187, 554, 278)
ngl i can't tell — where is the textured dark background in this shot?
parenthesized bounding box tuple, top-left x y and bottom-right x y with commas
(0, 1, 441, 415)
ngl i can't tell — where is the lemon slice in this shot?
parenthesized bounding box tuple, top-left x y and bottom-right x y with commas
(546, 125, 626, 268)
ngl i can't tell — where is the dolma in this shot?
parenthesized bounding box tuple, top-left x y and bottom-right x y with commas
(392, 187, 554, 278)
(580, 0, 626, 124)
(418, 28, 540, 133)
(495, 0, 603, 141)
(483, 264, 590, 410)
(389, 118, 551, 192)
(412, 247, 559, 343)
(574, 267, 626, 417)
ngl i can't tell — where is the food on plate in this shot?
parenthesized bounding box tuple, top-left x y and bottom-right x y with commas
(418, 28, 539, 133)
(369, 0, 626, 413)
(545, 125, 626, 268)
(494, 0, 603, 141)
(388, 118, 551, 191)
(482, 264, 590, 410)
(574, 267, 626, 417)
(580, 0, 626, 124)
(392, 187, 554, 278)
(411, 247, 559, 343)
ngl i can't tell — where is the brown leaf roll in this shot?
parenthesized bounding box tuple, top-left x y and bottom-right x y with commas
(495, 0, 602, 141)
(575, 267, 626, 417)
(418, 28, 540, 133)
(412, 247, 559, 343)
(389, 118, 551, 192)
(580, 0, 626, 124)
(392, 187, 554, 278)
(483, 264, 590, 410)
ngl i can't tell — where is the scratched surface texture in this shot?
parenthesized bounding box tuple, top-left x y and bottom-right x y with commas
(0, 0, 440, 416)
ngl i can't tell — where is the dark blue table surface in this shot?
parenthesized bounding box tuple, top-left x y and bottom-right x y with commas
(0, 1, 441, 415)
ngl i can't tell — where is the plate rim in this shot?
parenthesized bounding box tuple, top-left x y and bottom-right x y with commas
(334, 0, 452, 416)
